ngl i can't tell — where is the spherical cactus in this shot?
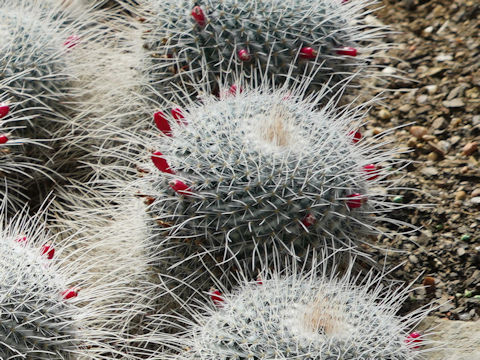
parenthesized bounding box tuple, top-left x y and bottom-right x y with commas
(166, 260, 433, 360)
(142, 0, 390, 99)
(0, 213, 82, 358)
(134, 82, 406, 308)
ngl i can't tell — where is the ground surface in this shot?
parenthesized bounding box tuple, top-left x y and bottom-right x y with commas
(360, 0, 479, 331)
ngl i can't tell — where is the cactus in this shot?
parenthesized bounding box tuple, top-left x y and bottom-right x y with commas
(142, 0, 390, 100)
(0, 208, 84, 359)
(133, 82, 407, 309)
(164, 258, 433, 360)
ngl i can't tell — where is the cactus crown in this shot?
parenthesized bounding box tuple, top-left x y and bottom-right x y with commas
(143, 0, 389, 98)
(170, 258, 432, 360)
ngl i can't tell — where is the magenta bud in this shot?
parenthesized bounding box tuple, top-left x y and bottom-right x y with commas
(168, 180, 192, 195)
(154, 111, 172, 136)
(346, 193, 366, 209)
(237, 49, 251, 62)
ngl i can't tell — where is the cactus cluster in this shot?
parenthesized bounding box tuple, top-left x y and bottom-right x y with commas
(142, 0, 389, 100)
(166, 259, 432, 360)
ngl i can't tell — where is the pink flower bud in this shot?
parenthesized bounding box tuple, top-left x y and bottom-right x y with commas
(405, 332, 422, 349)
(362, 164, 381, 180)
(209, 288, 224, 307)
(41, 244, 55, 259)
(346, 193, 366, 209)
(349, 130, 362, 144)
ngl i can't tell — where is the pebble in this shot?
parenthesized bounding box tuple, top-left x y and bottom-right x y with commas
(432, 117, 447, 129)
(409, 255, 419, 264)
(455, 190, 467, 201)
(442, 98, 465, 108)
(457, 248, 466, 256)
(407, 137, 418, 147)
(416, 94, 428, 105)
(450, 117, 462, 127)
(462, 141, 478, 156)
(471, 188, 480, 197)
(435, 53, 453, 62)
(410, 126, 428, 139)
(470, 197, 480, 205)
(421, 167, 439, 176)
(399, 104, 411, 113)
(427, 152, 438, 161)
(425, 85, 438, 95)
(378, 109, 392, 120)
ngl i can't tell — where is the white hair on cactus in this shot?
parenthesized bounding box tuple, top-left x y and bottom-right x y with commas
(50, 179, 164, 357)
(146, 253, 439, 360)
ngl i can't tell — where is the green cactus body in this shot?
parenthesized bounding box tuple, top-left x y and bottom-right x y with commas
(172, 266, 429, 360)
(0, 235, 78, 358)
(143, 0, 387, 98)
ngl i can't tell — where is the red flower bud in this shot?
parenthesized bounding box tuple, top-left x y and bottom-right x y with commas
(0, 135, 8, 144)
(349, 130, 362, 144)
(209, 288, 224, 307)
(154, 111, 172, 136)
(301, 214, 316, 227)
(238, 49, 251, 62)
(336, 47, 357, 56)
(41, 244, 55, 259)
(151, 151, 175, 174)
(362, 164, 381, 180)
(64, 35, 79, 49)
(405, 332, 422, 349)
(62, 287, 79, 300)
(300, 47, 317, 59)
(0, 104, 10, 118)
(168, 180, 192, 195)
(171, 108, 187, 125)
(191, 6, 206, 27)
(346, 193, 366, 209)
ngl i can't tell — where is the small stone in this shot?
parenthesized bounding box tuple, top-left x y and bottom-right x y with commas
(378, 108, 391, 120)
(408, 255, 418, 264)
(422, 134, 436, 141)
(471, 188, 480, 197)
(410, 126, 428, 139)
(442, 98, 465, 108)
(421, 167, 439, 176)
(427, 152, 439, 161)
(393, 195, 403, 203)
(399, 104, 411, 113)
(450, 117, 462, 127)
(471, 197, 480, 205)
(432, 117, 447, 129)
(462, 142, 478, 156)
(455, 191, 467, 201)
(435, 54, 453, 62)
(425, 85, 438, 95)
(416, 95, 428, 105)
(407, 137, 418, 147)
(457, 248, 466, 256)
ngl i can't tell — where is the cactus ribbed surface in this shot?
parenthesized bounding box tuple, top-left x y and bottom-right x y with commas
(143, 0, 389, 99)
